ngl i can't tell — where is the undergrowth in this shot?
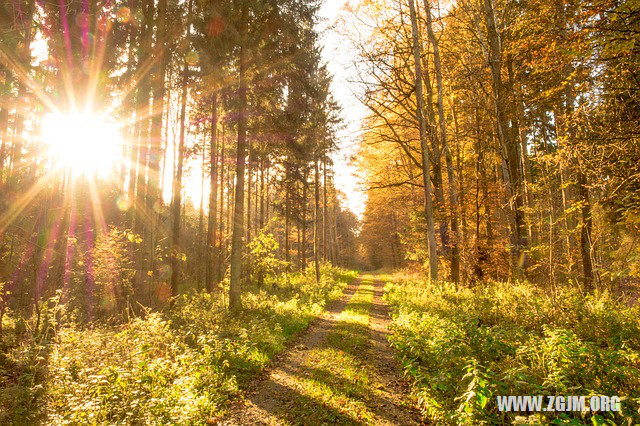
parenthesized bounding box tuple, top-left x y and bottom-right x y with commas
(0, 265, 356, 424)
(383, 273, 640, 425)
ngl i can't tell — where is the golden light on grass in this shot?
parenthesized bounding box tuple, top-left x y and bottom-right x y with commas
(41, 110, 123, 177)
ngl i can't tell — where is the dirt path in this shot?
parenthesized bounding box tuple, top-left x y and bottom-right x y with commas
(220, 275, 420, 425)
(366, 278, 419, 425)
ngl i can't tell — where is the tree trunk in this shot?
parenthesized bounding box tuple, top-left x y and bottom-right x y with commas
(285, 176, 291, 265)
(198, 135, 205, 287)
(302, 169, 307, 269)
(229, 2, 249, 310)
(577, 171, 594, 287)
(206, 94, 219, 292)
(218, 123, 225, 282)
(297, 224, 302, 271)
(259, 158, 265, 229)
(322, 160, 328, 261)
(147, 0, 168, 282)
(247, 141, 252, 243)
(313, 160, 321, 283)
(483, 0, 527, 277)
(170, 79, 188, 297)
(10, 0, 35, 179)
(0, 69, 10, 179)
(169, 0, 193, 297)
(424, 0, 460, 283)
(408, 0, 438, 281)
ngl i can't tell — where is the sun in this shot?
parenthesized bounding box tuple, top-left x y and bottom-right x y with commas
(41, 111, 123, 177)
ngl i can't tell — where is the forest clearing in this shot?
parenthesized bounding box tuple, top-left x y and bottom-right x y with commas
(0, 0, 639, 424)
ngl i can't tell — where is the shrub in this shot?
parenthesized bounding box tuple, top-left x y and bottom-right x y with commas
(0, 266, 355, 424)
(385, 276, 640, 425)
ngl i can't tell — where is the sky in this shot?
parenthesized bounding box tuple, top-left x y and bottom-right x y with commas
(318, 0, 368, 219)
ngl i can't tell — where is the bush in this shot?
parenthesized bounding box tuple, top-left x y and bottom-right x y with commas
(384, 276, 640, 424)
(0, 266, 355, 424)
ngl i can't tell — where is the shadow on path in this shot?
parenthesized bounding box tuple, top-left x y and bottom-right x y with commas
(220, 276, 420, 425)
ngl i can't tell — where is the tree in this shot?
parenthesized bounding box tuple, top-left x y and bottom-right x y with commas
(408, 0, 438, 281)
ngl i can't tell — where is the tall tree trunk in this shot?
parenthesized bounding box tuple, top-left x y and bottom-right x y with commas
(218, 123, 225, 282)
(424, 0, 460, 283)
(297, 224, 302, 271)
(313, 160, 321, 283)
(0, 68, 11, 180)
(302, 169, 307, 269)
(265, 162, 270, 223)
(10, 0, 35, 179)
(247, 141, 252, 243)
(420, 34, 448, 260)
(483, 0, 527, 277)
(206, 94, 219, 292)
(160, 65, 173, 199)
(0, 102, 8, 180)
(577, 171, 594, 287)
(170, 80, 188, 297)
(198, 135, 205, 287)
(169, 0, 193, 296)
(259, 158, 265, 229)
(322, 160, 327, 261)
(285, 176, 291, 266)
(147, 0, 168, 282)
(229, 3, 249, 310)
(408, 0, 438, 281)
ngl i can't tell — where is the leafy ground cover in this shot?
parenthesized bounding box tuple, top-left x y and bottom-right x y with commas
(0, 265, 356, 424)
(383, 272, 640, 425)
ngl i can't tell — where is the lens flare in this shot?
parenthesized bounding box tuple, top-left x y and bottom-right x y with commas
(41, 111, 123, 177)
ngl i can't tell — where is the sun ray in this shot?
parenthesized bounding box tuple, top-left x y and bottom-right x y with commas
(0, 171, 53, 235)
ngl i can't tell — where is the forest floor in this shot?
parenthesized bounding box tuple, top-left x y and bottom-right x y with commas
(220, 274, 420, 425)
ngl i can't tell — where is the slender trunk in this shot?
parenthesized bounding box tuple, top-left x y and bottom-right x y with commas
(322, 160, 327, 261)
(148, 0, 168, 281)
(483, 0, 526, 277)
(169, 0, 193, 296)
(333, 191, 340, 264)
(198, 135, 205, 287)
(229, 3, 249, 310)
(218, 123, 225, 282)
(247, 142, 252, 243)
(254, 155, 260, 235)
(0, 103, 8, 180)
(160, 65, 173, 198)
(170, 81, 188, 296)
(313, 160, 321, 283)
(135, 0, 154, 227)
(297, 224, 302, 271)
(206, 94, 219, 292)
(259, 158, 265, 229)
(10, 0, 35, 179)
(420, 33, 448, 259)
(577, 171, 594, 287)
(408, 0, 438, 281)
(302, 170, 307, 269)
(265, 162, 270, 223)
(424, 0, 459, 283)
(228, 169, 234, 250)
(0, 69, 11, 179)
(285, 180, 290, 265)
(452, 97, 466, 283)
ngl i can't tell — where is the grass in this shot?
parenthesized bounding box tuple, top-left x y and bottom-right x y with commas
(382, 271, 640, 425)
(0, 265, 357, 424)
